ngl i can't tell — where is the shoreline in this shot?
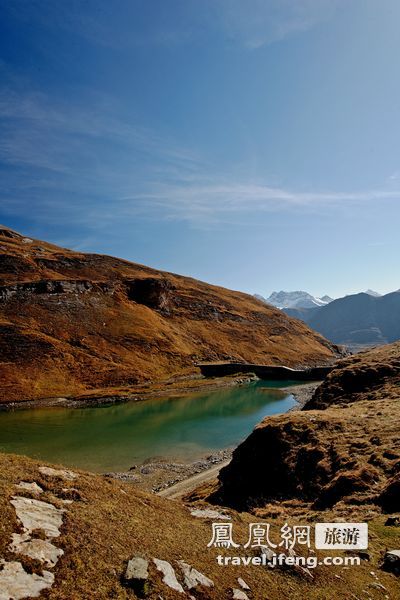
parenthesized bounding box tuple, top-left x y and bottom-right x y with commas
(107, 380, 320, 495)
(0, 372, 258, 412)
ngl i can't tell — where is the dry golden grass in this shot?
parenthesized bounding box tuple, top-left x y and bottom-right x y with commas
(0, 229, 341, 403)
(1, 452, 400, 599)
(306, 341, 400, 409)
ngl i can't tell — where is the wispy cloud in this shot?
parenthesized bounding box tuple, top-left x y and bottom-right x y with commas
(1, 76, 399, 231)
(119, 179, 400, 225)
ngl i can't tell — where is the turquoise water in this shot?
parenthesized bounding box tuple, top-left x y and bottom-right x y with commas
(0, 381, 297, 472)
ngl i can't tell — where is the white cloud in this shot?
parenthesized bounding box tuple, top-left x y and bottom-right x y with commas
(121, 179, 400, 224)
(1, 77, 399, 229)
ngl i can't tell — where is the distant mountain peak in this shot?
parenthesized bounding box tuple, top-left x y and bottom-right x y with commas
(258, 290, 334, 310)
(365, 289, 381, 297)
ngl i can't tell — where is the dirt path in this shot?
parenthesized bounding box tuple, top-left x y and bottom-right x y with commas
(157, 459, 230, 499)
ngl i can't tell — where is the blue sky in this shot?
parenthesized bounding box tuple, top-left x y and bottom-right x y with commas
(1, 0, 400, 298)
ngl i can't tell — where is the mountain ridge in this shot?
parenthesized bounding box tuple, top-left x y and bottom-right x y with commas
(258, 290, 334, 309)
(283, 290, 400, 349)
(0, 227, 340, 403)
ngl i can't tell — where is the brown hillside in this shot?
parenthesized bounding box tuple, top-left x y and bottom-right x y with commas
(207, 397, 400, 512)
(201, 343, 400, 517)
(0, 226, 340, 403)
(1, 452, 400, 599)
(304, 341, 400, 410)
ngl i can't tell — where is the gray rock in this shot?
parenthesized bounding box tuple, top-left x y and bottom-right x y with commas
(382, 550, 400, 575)
(153, 558, 184, 593)
(125, 557, 149, 581)
(0, 561, 54, 599)
(176, 560, 214, 589)
(258, 545, 275, 562)
(124, 557, 149, 595)
(9, 533, 64, 567)
(237, 577, 250, 590)
(190, 508, 231, 520)
(232, 589, 249, 600)
(38, 466, 77, 481)
(15, 482, 43, 495)
(11, 496, 66, 538)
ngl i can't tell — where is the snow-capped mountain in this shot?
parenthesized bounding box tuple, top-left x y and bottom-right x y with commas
(257, 290, 334, 310)
(365, 289, 381, 297)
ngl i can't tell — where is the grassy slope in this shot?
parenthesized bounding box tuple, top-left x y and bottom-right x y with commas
(0, 228, 339, 403)
(1, 452, 399, 599)
(305, 341, 400, 409)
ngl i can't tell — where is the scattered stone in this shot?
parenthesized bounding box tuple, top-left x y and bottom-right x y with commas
(124, 557, 149, 595)
(190, 508, 231, 520)
(9, 533, 64, 567)
(232, 588, 249, 600)
(369, 582, 387, 592)
(39, 466, 77, 481)
(258, 545, 275, 563)
(11, 496, 65, 538)
(60, 487, 82, 501)
(125, 556, 149, 581)
(177, 560, 214, 589)
(0, 560, 54, 599)
(237, 577, 250, 590)
(381, 550, 400, 575)
(15, 482, 43, 495)
(153, 558, 184, 594)
(384, 516, 400, 526)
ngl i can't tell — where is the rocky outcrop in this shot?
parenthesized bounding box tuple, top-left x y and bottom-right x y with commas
(209, 397, 400, 511)
(126, 277, 174, 311)
(0, 279, 114, 301)
(304, 342, 400, 410)
(0, 465, 79, 599)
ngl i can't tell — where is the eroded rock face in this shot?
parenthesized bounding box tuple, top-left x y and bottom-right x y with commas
(0, 279, 114, 302)
(0, 561, 54, 600)
(126, 278, 174, 311)
(11, 496, 66, 538)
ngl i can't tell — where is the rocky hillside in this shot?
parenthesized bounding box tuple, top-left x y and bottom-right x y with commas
(0, 226, 340, 403)
(285, 291, 400, 350)
(305, 341, 400, 410)
(209, 397, 400, 512)
(1, 452, 400, 599)
(204, 342, 400, 518)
